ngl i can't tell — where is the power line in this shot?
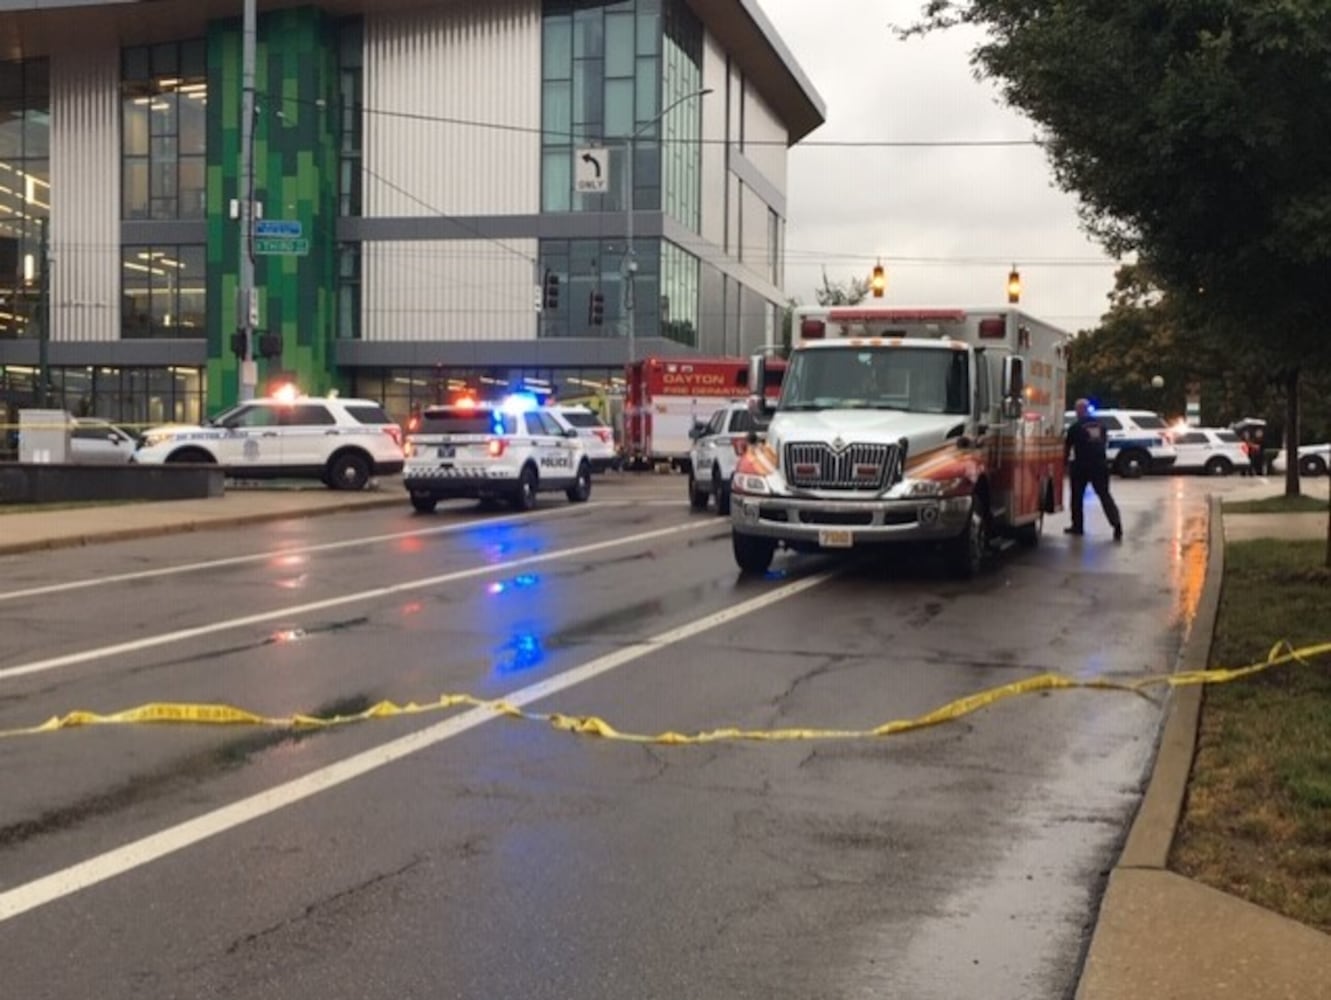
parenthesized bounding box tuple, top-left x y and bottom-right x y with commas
(273, 91, 1040, 150)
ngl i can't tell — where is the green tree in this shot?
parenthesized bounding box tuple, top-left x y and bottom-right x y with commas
(814, 270, 871, 307)
(908, 0, 1331, 560)
(779, 297, 800, 358)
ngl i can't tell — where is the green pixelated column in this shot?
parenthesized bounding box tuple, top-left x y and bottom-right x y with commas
(206, 8, 340, 409)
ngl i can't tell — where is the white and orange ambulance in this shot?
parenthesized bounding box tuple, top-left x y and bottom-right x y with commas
(730, 307, 1068, 578)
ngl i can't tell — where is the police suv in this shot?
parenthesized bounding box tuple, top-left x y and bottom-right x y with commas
(132, 392, 404, 490)
(403, 396, 592, 513)
(1063, 408, 1178, 478)
(687, 402, 767, 516)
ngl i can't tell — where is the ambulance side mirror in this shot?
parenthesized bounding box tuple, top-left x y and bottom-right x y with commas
(747, 354, 773, 417)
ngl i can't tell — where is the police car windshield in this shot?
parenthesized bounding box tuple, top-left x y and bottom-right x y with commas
(1133, 415, 1167, 430)
(204, 405, 243, 427)
(780, 346, 969, 415)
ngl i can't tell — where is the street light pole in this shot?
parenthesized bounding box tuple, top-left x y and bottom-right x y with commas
(237, 0, 258, 402)
(623, 86, 711, 368)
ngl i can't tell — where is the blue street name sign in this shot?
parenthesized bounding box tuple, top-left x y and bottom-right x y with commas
(255, 219, 303, 238)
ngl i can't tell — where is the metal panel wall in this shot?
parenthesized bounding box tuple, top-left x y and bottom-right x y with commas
(362, 0, 541, 342)
(50, 47, 119, 343)
(361, 238, 538, 343)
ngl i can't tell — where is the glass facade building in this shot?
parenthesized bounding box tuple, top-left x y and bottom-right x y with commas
(0, 0, 822, 431)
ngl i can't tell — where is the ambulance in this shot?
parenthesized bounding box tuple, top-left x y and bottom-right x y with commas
(730, 307, 1069, 578)
(623, 355, 785, 470)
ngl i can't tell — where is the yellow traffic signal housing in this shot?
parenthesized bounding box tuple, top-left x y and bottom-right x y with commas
(1006, 266, 1021, 303)
(871, 263, 886, 298)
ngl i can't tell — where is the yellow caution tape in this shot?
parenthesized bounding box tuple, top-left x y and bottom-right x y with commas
(3, 640, 1329, 744)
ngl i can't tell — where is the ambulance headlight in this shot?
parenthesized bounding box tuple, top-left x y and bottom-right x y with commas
(901, 476, 971, 499)
(732, 473, 770, 495)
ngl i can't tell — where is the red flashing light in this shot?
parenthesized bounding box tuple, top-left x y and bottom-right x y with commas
(454, 395, 478, 409)
(487, 438, 507, 458)
(800, 318, 826, 340)
(732, 438, 749, 458)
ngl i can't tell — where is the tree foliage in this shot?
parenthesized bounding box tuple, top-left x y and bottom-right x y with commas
(814, 270, 871, 307)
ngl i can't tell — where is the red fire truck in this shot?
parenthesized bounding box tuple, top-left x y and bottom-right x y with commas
(623, 355, 786, 470)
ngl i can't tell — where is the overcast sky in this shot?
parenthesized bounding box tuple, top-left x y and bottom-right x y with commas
(760, 0, 1124, 333)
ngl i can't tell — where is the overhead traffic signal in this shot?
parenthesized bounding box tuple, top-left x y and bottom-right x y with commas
(258, 332, 282, 360)
(871, 263, 886, 298)
(543, 269, 560, 310)
(1007, 265, 1022, 304)
(230, 330, 249, 360)
(589, 290, 605, 326)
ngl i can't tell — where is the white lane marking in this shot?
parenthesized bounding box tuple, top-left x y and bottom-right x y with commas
(0, 521, 725, 683)
(0, 569, 833, 924)
(0, 502, 631, 604)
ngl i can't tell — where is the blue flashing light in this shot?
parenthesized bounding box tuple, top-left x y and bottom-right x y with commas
(501, 392, 541, 414)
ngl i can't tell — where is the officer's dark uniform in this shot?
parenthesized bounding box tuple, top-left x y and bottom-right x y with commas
(1064, 413, 1123, 540)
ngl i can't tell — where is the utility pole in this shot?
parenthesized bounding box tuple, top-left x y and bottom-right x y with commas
(236, 0, 258, 401)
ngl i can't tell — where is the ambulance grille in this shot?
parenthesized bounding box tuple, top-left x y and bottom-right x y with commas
(783, 442, 901, 490)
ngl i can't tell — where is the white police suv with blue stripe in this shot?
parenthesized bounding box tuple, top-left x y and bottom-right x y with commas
(1063, 407, 1177, 478)
(403, 394, 591, 513)
(132, 389, 405, 489)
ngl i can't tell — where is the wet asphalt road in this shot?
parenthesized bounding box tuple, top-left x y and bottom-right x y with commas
(0, 475, 1221, 999)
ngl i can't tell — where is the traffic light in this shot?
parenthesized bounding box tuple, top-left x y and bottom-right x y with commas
(258, 332, 282, 360)
(1007, 266, 1022, 304)
(543, 269, 560, 310)
(589, 289, 605, 326)
(230, 329, 248, 360)
(871, 263, 886, 298)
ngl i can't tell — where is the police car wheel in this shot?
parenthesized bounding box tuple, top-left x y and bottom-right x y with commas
(410, 493, 438, 514)
(328, 452, 371, 491)
(713, 468, 732, 517)
(1204, 457, 1233, 476)
(167, 447, 214, 464)
(1300, 454, 1327, 477)
(513, 466, 538, 510)
(1116, 450, 1148, 478)
(566, 462, 592, 503)
(688, 472, 709, 511)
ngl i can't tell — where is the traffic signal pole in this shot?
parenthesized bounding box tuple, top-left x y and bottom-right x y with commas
(236, 0, 258, 402)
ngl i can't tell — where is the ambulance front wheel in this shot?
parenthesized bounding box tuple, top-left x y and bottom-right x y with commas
(733, 531, 776, 575)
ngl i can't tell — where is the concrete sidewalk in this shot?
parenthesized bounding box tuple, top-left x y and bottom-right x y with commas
(1076, 493, 1331, 1000)
(0, 479, 406, 556)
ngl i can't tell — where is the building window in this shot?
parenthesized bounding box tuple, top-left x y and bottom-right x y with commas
(121, 245, 206, 338)
(541, 0, 661, 214)
(0, 364, 204, 430)
(538, 236, 662, 340)
(122, 40, 208, 220)
(337, 243, 360, 339)
(660, 240, 698, 347)
(661, 0, 702, 233)
(0, 58, 50, 340)
(338, 18, 363, 217)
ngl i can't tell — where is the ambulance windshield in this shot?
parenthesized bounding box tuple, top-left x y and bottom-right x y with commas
(779, 347, 969, 415)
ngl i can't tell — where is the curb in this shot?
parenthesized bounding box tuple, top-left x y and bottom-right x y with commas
(1116, 493, 1225, 869)
(0, 494, 406, 557)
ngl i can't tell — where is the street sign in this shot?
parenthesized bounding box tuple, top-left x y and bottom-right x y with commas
(255, 219, 302, 238)
(575, 147, 609, 193)
(254, 237, 309, 256)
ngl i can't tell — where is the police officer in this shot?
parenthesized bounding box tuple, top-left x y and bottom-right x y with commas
(1064, 398, 1124, 541)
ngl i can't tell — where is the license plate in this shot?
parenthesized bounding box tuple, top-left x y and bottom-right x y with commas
(438, 446, 455, 458)
(818, 529, 854, 548)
